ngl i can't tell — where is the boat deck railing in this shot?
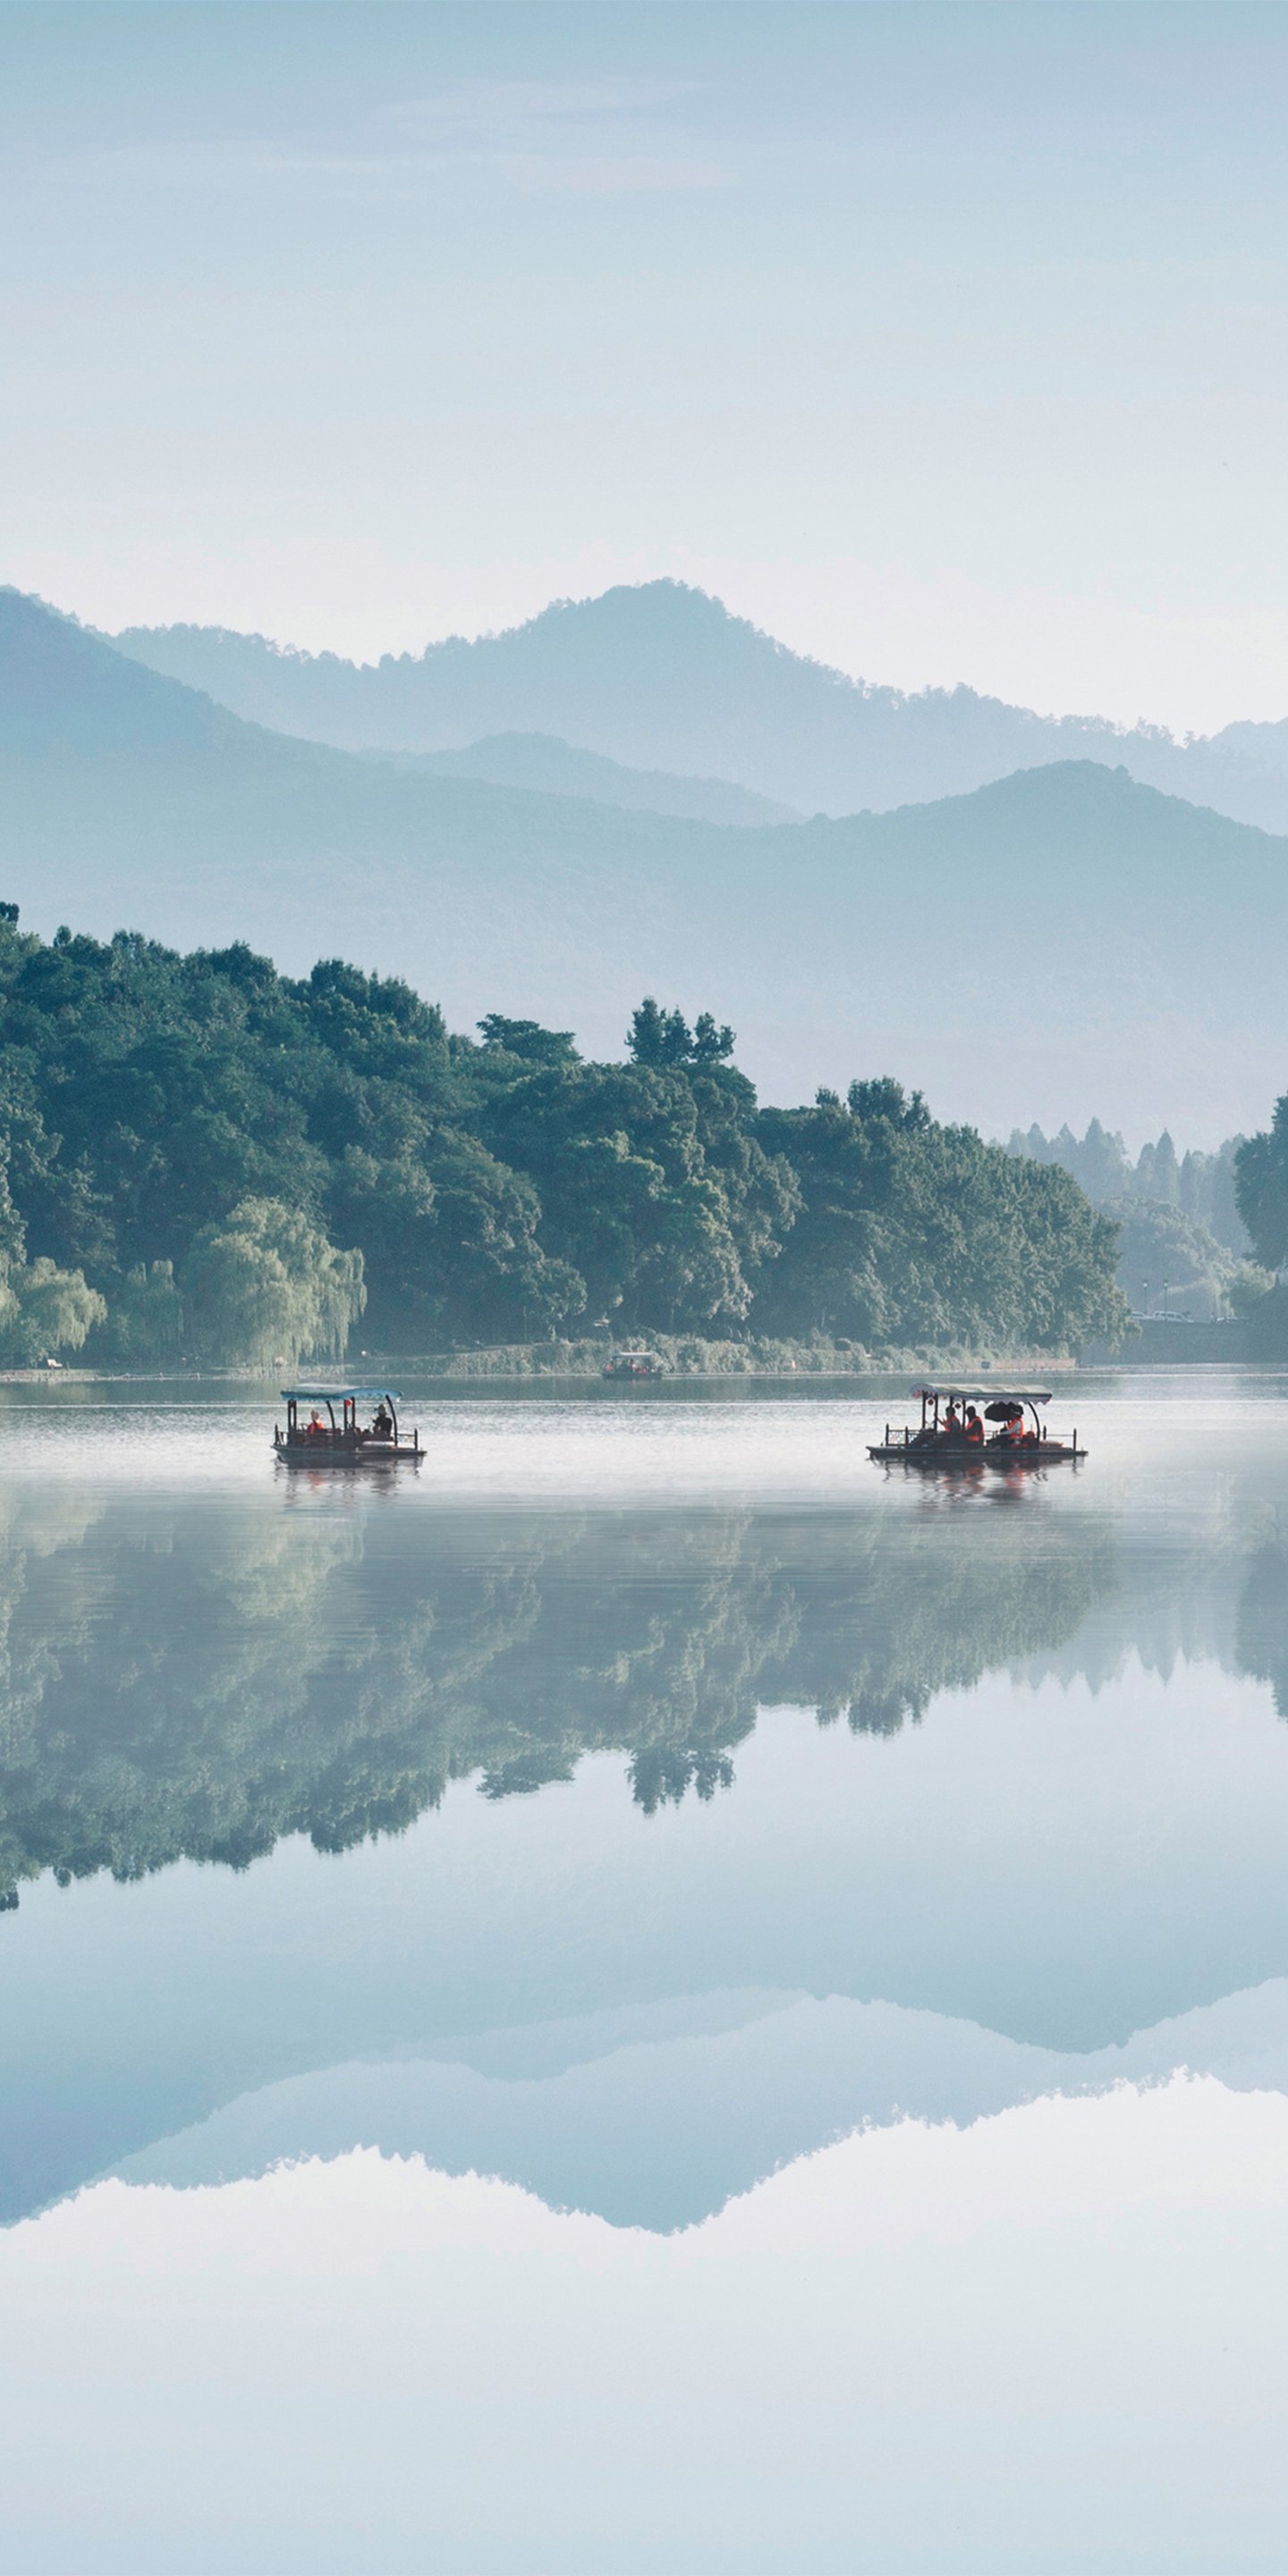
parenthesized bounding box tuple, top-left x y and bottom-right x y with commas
(876, 1421, 1081, 1455)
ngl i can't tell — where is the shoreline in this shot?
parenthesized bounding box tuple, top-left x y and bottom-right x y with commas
(3, 1338, 1084, 1387)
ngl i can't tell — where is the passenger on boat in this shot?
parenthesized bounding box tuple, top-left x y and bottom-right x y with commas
(306, 1411, 326, 1443)
(372, 1401, 394, 1440)
(942, 1402, 962, 1438)
(964, 1406, 984, 1445)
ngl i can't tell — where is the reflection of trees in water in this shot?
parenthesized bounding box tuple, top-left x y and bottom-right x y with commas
(0, 1495, 1117, 1902)
(0, 1486, 114, 1904)
(763, 1510, 1089, 1741)
(1236, 1543, 1288, 1717)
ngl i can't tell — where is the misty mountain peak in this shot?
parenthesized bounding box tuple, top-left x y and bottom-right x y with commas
(102, 576, 1288, 829)
(0, 587, 244, 758)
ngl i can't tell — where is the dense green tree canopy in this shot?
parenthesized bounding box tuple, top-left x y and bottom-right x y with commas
(1237, 1098, 1288, 1271)
(0, 910, 1126, 1361)
(757, 1081, 1123, 1352)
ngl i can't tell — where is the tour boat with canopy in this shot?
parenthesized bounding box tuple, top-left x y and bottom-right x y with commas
(869, 1385, 1085, 1468)
(274, 1385, 421, 1468)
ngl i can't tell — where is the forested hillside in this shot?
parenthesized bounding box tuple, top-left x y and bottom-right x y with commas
(1007, 1118, 1247, 1246)
(1007, 1118, 1257, 1320)
(0, 911, 1124, 1368)
(7, 589, 1288, 1138)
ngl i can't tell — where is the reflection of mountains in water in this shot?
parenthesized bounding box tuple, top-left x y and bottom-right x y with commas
(0, 1490, 1117, 1902)
(112, 1978, 1288, 2235)
(9, 1478, 1288, 2231)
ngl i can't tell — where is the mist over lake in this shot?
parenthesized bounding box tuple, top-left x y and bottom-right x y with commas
(5, 1373, 1288, 2567)
(7, 0, 1288, 2563)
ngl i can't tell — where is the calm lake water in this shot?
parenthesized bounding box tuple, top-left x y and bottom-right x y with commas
(4, 1370, 1288, 2572)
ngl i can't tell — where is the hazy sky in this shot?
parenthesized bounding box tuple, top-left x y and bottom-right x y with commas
(4, 0, 1288, 730)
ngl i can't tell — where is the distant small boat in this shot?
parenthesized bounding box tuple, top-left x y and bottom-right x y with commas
(273, 1385, 421, 1468)
(869, 1385, 1085, 1469)
(602, 1350, 666, 1380)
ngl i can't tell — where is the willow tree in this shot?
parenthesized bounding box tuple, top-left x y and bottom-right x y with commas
(182, 1199, 365, 1370)
(0, 1258, 107, 1366)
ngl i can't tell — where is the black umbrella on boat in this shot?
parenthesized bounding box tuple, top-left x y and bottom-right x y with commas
(984, 1401, 1024, 1422)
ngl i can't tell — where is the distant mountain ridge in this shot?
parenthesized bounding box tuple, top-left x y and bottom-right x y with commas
(366, 730, 799, 826)
(4, 584, 1287, 1140)
(114, 578, 1288, 829)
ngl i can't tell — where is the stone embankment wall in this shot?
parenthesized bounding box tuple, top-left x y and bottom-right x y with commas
(1096, 1292, 1288, 1363)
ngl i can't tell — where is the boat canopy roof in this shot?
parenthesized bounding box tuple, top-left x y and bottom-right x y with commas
(282, 1385, 402, 1402)
(911, 1385, 1053, 1405)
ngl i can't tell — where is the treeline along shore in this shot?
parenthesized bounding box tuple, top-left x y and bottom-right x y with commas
(2, 898, 1271, 1375)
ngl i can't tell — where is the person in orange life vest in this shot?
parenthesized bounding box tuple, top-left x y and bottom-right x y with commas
(942, 1402, 962, 1438)
(964, 1405, 985, 1445)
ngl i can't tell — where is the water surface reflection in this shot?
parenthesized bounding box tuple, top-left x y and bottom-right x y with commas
(4, 1382, 1288, 2567)
(2, 1390, 1288, 2224)
(0, 1484, 1116, 1894)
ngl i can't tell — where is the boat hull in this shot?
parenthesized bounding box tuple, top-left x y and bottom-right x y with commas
(868, 1441, 1084, 1467)
(274, 1440, 421, 1470)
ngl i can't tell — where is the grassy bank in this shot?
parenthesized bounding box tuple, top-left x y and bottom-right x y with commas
(0, 1334, 1081, 1386)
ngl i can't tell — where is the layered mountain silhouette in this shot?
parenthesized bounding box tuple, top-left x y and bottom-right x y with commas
(367, 729, 799, 825)
(4, 584, 1285, 1136)
(116, 577, 1288, 829)
(110, 1980, 1288, 2233)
